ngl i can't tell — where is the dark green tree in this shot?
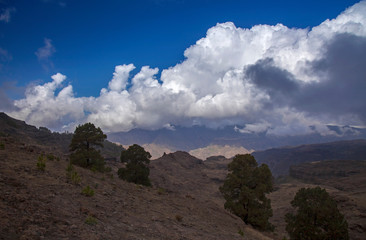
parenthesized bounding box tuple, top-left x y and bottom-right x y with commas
(285, 187, 349, 240)
(118, 144, 151, 186)
(219, 154, 274, 231)
(69, 123, 106, 171)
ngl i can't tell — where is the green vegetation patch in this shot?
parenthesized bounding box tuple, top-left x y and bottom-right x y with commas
(85, 215, 97, 225)
(81, 185, 95, 197)
(66, 163, 81, 184)
(36, 155, 46, 171)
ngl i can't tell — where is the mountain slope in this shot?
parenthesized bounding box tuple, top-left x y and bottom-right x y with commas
(0, 113, 272, 240)
(269, 160, 366, 240)
(0, 112, 123, 160)
(253, 139, 366, 176)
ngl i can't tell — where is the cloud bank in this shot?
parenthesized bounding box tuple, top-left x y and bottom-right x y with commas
(5, 1, 366, 135)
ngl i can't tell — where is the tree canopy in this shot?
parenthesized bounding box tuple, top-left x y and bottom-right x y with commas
(285, 187, 349, 240)
(69, 122, 106, 171)
(219, 154, 274, 231)
(118, 144, 151, 186)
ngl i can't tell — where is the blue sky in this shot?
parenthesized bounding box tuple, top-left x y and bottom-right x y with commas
(1, 0, 365, 134)
(1, 0, 359, 96)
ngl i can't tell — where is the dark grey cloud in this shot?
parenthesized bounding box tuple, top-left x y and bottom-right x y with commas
(300, 34, 366, 121)
(245, 58, 300, 108)
(246, 33, 366, 125)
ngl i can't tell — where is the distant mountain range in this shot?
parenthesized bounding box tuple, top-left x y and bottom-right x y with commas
(108, 124, 366, 152)
(253, 139, 366, 176)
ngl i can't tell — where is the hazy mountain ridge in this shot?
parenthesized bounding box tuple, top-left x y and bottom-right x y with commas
(108, 124, 366, 152)
(253, 139, 366, 176)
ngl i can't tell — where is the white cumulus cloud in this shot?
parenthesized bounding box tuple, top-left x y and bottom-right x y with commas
(4, 1, 366, 135)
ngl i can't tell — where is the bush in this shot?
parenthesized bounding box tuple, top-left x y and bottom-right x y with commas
(157, 188, 166, 195)
(36, 155, 46, 171)
(71, 171, 81, 184)
(0, 142, 4, 150)
(104, 166, 112, 172)
(81, 185, 95, 197)
(66, 163, 81, 184)
(85, 215, 97, 225)
(285, 187, 349, 240)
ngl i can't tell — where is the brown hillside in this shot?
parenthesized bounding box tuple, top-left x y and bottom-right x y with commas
(269, 160, 366, 240)
(0, 115, 272, 240)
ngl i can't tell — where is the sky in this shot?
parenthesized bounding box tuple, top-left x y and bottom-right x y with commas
(0, 0, 365, 135)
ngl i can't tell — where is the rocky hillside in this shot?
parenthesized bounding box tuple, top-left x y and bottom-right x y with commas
(2, 113, 365, 239)
(268, 160, 366, 240)
(0, 112, 123, 160)
(253, 139, 366, 176)
(0, 114, 272, 240)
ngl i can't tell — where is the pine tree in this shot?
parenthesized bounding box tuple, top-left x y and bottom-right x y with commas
(220, 154, 274, 231)
(285, 187, 349, 240)
(69, 123, 106, 171)
(118, 144, 151, 186)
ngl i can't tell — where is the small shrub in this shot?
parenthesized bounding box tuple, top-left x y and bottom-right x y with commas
(157, 188, 166, 195)
(0, 142, 4, 150)
(66, 163, 81, 184)
(82, 185, 95, 197)
(47, 154, 60, 161)
(238, 228, 245, 237)
(71, 171, 81, 184)
(36, 155, 46, 171)
(104, 166, 112, 172)
(66, 163, 73, 177)
(47, 153, 55, 161)
(91, 166, 98, 173)
(175, 215, 183, 222)
(85, 215, 97, 225)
